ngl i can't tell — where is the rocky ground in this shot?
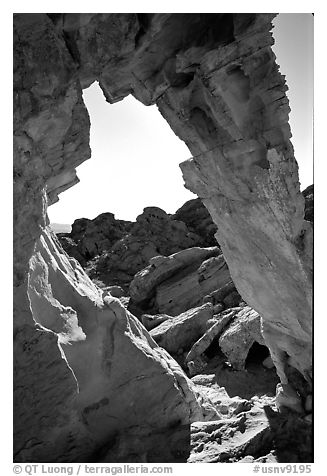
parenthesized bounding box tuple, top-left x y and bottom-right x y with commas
(58, 198, 217, 291)
(53, 187, 313, 463)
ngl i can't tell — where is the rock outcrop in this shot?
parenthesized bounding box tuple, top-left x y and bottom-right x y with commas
(173, 198, 218, 246)
(56, 203, 213, 289)
(150, 303, 214, 355)
(189, 407, 272, 463)
(14, 13, 312, 462)
(303, 184, 313, 224)
(129, 247, 237, 316)
(185, 308, 239, 374)
(59, 213, 132, 265)
(20, 227, 218, 462)
(219, 307, 266, 370)
(188, 377, 312, 463)
(88, 206, 204, 289)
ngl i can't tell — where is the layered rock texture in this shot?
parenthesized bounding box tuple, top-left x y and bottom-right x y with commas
(58, 205, 211, 289)
(92, 207, 205, 289)
(128, 246, 233, 315)
(14, 13, 312, 462)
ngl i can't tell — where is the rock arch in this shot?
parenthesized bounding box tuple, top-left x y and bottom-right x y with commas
(13, 13, 312, 462)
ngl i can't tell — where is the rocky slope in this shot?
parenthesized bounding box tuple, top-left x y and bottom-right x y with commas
(57, 201, 215, 289)
(14, 13, 312, 463)
(57, 184, 312, 300)
(58, 212, 133, 266)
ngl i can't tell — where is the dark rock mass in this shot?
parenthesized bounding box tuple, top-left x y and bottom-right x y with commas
(75, 206, 205, 289)
(58, 212, 132, 265)
(303, 184, 313, 224)
(173, 198, 218, 246)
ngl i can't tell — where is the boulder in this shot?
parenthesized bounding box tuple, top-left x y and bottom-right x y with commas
(129, 246, 220, 308)
(262, 355, 275, 369)
(185, 308, 239, 368)
(219, 307, 266, 370)
(129, 247, 234, 317)
(92, 207, 205, 289)
(150, 303, 214, 355)
(156, 254, 231, 316)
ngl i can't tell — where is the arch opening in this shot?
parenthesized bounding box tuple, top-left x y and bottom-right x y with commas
(48, 82, 196, 227)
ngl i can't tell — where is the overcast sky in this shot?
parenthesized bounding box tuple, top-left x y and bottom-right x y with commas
(48, 13, 314, 225)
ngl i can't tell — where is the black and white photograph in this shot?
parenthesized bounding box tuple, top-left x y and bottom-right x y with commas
(11, 2, 315, 472)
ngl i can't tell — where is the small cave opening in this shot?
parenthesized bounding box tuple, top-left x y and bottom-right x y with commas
(245, 342, 270, 368)
(203, 336, 221, 360)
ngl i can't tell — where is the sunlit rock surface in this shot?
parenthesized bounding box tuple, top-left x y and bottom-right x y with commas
(150, 303, 214, 354)
(14, 13, 312, 462)
(129, 246, 227, 315)
(219, 307, 265, 370)
(21, 228, 217, 462)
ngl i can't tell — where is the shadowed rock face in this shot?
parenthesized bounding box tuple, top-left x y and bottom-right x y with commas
(173, 198, 218, 246)
(14, 13, 312, 462)
(59, 213, 133, 265)
(58, 206, 206, 289)
(92, 207, 205, 289)
(303, 185, 313, 224)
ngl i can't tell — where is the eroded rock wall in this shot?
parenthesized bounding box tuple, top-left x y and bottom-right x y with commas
(14, 13, 312, 462)
(13, 13, 212, 462)
(61, 12, 312, 388)
(20, 228, 215, 462)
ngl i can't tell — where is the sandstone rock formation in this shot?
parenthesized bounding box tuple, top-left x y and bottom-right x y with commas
(21, 227, 218, 462)
(14, 12, 312, 462)
(88, 206, 204, 289)
(219, 307, 266, 370)
(189, 407, 272, 463)
(303, 184, 313, 224)
(173, 197, 218, 246)
(141, 313, 172, 331)
(129, 247, 237, 316)
(59, 213, 132, 265)
(150, 303, 214, 355)
(185, 308, 239, 374)
(56, 202, 216, 290)
(188, 377, 312, 463)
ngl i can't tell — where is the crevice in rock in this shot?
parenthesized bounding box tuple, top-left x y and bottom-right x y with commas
(245, 342, 270, 368)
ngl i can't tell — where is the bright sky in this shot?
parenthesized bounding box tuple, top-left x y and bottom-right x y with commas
(48, 13, 314, 225)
